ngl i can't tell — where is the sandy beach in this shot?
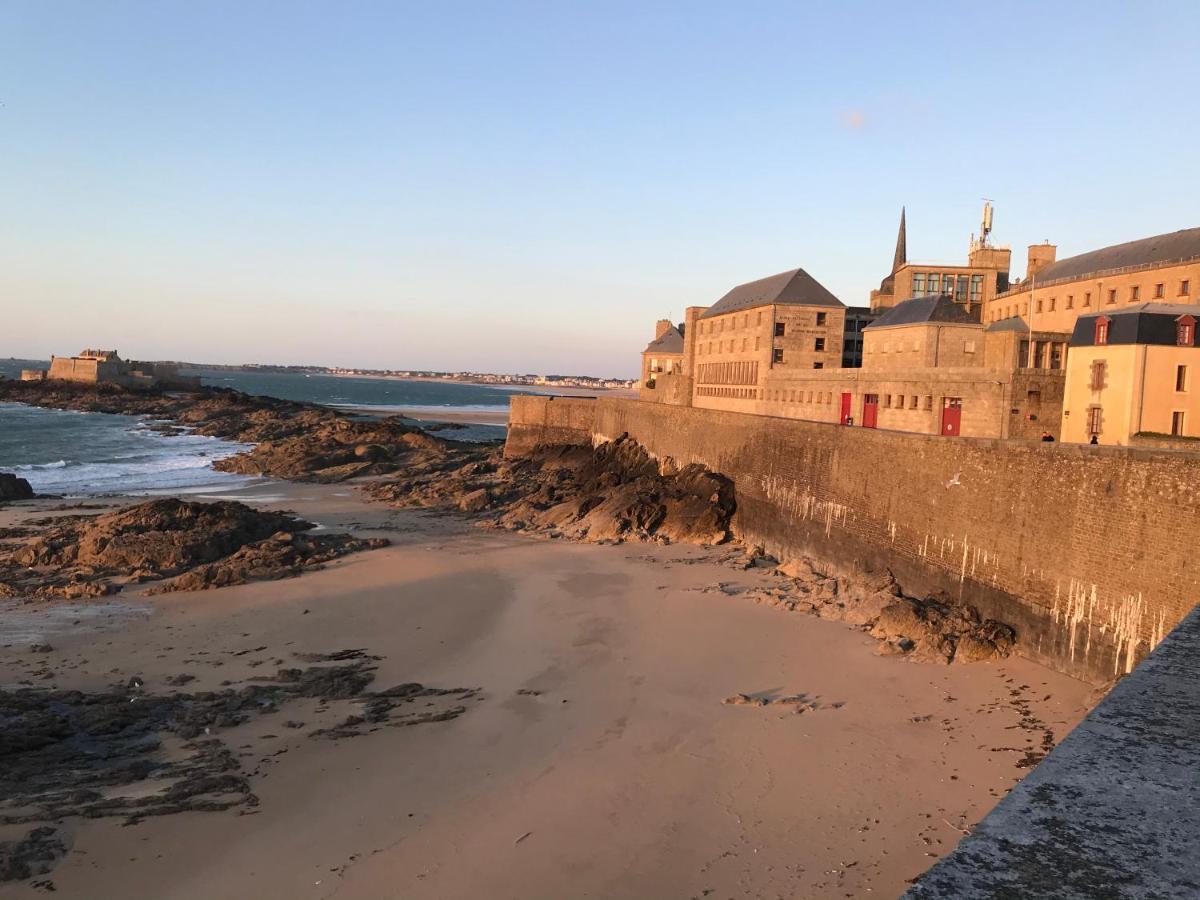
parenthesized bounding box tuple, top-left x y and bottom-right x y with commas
(0, 480, 1094, 899)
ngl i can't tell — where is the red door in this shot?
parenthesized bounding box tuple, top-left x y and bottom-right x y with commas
(862, 394, 878, 428)
(941, 397, 962, 436)
(840, 392, 853, 425)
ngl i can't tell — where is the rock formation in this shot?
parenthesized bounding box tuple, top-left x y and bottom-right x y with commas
(1, 499, 387, 599)
(0, 473, 34, 503)
(766, 561, 1016, 664)
(0, 651, 477, 881)
(366, 435, 737, 546)
(0, 380, 456, 483)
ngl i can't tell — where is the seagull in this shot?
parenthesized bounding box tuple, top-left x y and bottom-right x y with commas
(945, 472, 961, 488)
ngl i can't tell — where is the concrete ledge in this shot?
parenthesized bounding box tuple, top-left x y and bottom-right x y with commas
(907, 605, 1200, 899)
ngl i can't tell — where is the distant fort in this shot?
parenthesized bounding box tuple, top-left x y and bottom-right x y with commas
(21, 349, 199, 391)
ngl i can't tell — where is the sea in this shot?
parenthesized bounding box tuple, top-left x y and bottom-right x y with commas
(0, 359, 535, 497)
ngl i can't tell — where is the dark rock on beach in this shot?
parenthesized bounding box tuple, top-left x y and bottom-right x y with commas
(366, 435, 736, 546)
(0, 473, 34, 503)
(0, 498, 387, 600)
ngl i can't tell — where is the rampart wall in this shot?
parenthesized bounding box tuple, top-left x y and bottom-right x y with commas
(507, 395, 1200, 682)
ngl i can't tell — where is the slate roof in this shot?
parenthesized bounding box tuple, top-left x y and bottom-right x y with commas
(1033, 228, 1200, 284)
(643, 325, 684, 354)
(986, 316, 1030, 333)
(1070, 303, 1200, 347)
(701, 268, 843, 319)
(865, 295, 981, 330)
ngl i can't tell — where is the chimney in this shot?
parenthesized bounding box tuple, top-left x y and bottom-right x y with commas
(1027, 243, 1057, 281)
(655, 319, 674, 339)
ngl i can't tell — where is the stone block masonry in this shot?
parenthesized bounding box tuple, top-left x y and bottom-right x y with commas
(507, 395, 1200, 683)
(906, 605, 1200, 898)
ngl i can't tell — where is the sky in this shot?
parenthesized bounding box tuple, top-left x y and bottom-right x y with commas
(2, 1, 1199, 378)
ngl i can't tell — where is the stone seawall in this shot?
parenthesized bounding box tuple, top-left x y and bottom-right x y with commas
(507, 395, 1200, 683)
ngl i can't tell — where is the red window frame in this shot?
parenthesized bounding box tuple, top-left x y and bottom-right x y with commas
(1177, 315, 1195, 347)
(1094, 316, 1111, 345)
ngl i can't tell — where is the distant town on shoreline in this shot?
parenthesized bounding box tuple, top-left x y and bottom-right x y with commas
(2, 357, 636, 392)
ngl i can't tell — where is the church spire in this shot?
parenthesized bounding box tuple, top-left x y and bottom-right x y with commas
(891, 206, 907, 272)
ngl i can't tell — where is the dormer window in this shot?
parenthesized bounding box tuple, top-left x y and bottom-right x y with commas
(1177, 315, 1196, 347)
(1095, 316, 1111, 345)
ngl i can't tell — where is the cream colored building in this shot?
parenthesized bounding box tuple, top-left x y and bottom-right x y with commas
(986, 227, 1200, 335)
(1062, 304, 1200, 445)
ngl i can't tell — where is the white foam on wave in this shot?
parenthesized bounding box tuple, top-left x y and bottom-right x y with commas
(4, 408, 256, 497)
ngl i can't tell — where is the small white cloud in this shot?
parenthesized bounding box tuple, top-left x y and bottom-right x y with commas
(837, 109, 868, 130)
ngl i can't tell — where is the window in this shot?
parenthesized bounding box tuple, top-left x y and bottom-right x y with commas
(816, 312, 827, 326)
(1066, 295, 1074, 309)
(1050, 343, 1063, 370)
(813, 362, 823, 369)
(970, 274, 983, 303)
(1036, 299, 1043, 313)
(1178, 316, 1196, 345)
(1108, 289, 1117, 305)
(909, 395, 918, 409)
(773, 349, 784, 363)
(884, 394, 892, 408)
(1182, 280, 1191, 297)
(912, 273, 926, 295)
(1130, 285, 1140, 301)
(757, 311, 763, 325)
(928, 273, 941, 294)
(956, 275, 969, 302)
(774, 322, 785, 337)
(1172, 411, 1186, 436)
(1095, 317, 1110, 345)
(1154, 283, 1165, 299)
(1090, 360, 1107, 391)
(923, 396, 933, 410)
(1049, 297, 1056, 311)
(1084, 292, 1092, 307)
(1176, 365, 1188, 392)
(1087, 406, 1103, 437)
(814, 337, 825, 351)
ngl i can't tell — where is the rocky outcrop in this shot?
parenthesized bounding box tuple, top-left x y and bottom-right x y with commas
(1, 499, 387, 599)
(0, 380, 458, 483)
(768, 560, 1016, 664)
(366, 435, 736, 546)
(0, 651, 477, 880)
(0, 473, 34, 503)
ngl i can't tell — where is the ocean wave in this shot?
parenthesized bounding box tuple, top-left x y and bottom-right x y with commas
(13, 459, 68, 471)
(1, 405, 255, 497)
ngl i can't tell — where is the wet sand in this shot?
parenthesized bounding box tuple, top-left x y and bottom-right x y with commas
(0, 482, 1095, 899)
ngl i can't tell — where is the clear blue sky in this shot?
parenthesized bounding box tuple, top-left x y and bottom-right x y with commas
(3, 1, 1197, 377)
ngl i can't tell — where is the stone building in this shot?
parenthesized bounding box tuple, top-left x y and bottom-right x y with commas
(869, 205, 1012, 314)
(985, 227, 1200, 336)
(688, 267, 846, 414)
(26, 350, 200, 391)
(740, 295, 1064, 439)
(1062, 304, 1200, 445)
(639, 320, 688, 404)
(634, 215, 1200, 445)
